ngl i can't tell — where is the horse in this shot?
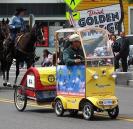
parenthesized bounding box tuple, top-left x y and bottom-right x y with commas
(2, 23, 44, 86)
(0, 18, 10, 56)
(0, 19, 10, 82)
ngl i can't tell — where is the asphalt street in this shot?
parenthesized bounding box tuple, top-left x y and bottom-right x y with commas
(0, 66, 133, 129)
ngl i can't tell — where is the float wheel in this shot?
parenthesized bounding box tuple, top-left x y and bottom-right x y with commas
(82, 102, 94, 120)
(14, 86, 27, 112)
(108, 106, 119, 119)
(55, 99, 64, 116)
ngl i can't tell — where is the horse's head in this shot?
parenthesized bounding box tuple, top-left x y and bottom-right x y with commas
(32, 23, 45, 44)
(0, 18, 10, 39)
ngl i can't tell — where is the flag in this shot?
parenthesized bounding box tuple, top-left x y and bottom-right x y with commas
(69, 12, 76, 27)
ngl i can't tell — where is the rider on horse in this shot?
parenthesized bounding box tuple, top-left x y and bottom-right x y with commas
(9, 8, 27, 43)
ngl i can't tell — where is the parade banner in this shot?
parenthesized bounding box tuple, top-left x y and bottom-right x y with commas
(57, 65, 85, 97)
(76, 4, 123, 34)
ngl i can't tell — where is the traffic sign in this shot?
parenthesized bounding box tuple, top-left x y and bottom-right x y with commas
(66, 11, 80, 20)
(64, 0, 82, 10)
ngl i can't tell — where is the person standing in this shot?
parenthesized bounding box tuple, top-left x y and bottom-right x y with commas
(111, 35, 120, 55)
(107, 33, 113, 49)
(115, 32, 129, 72)
(41, 49, 53, 67)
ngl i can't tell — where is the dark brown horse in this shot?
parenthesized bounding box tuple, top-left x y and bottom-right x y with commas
(2, 23, 44, 86)
(0, 19, 10, 83)
(0, 19, 10, 56)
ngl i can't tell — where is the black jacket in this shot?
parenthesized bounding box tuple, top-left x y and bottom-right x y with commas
(111, 41, 120, 53)
(119, 37, 129, 57)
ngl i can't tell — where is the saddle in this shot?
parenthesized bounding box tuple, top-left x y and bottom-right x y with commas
(15, 33, 32, 55)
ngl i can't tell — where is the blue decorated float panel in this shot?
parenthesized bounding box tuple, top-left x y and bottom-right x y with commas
(56, 65, 85, 97)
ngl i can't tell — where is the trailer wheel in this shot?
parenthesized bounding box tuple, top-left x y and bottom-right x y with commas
(55, 99, 64, 116)
(82, 102, 94, 120)
(14, 86, 27, 112)
(108, 106, 119, 119)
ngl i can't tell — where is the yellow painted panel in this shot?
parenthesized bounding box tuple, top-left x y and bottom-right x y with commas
(86, 66, 115, 97)
(56, 96, 83, 109)
(77, 0, 119, 11)
(36, 67, 56, 86)
(87, 96, 118, 110)
(66, 97, 83, 109)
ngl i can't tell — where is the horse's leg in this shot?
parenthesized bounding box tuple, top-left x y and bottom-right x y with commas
(2, 69, 5, 82)
(14, 59, 19, 85)
(26, 58, 32, 69)
(6, 62, 12, 87)
(1, 60, 7, 86)
(2, 70, 6, 86)
(27, 62, 31, 69)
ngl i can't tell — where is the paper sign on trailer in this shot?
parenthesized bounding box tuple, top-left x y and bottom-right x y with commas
(27, 75, 35, 88)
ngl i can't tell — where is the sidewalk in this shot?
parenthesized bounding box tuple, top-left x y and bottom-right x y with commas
(116, 66, 133, 88)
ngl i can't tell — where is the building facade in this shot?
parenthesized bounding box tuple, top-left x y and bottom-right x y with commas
(0, 0, 65, 47)
(76, 0, 133, 35)
(2, 0, 133, 44)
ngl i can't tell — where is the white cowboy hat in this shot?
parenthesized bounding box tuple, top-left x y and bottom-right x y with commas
(69, 34, 80, 42)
